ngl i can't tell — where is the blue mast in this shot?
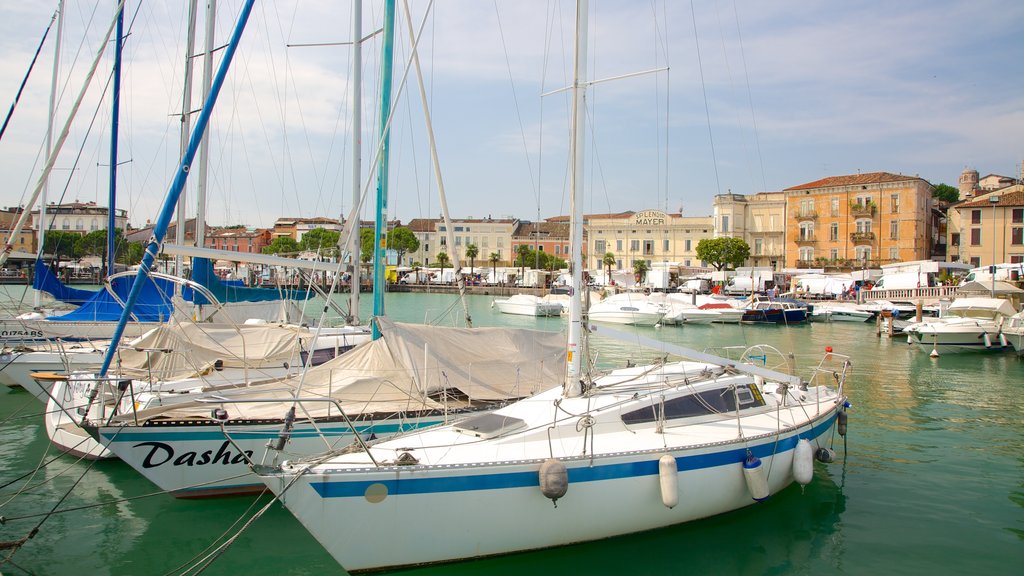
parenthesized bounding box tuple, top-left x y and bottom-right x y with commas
(107, 0, 124, 277)
(99, 0, 255, 377)
(371, 0, 395, 340)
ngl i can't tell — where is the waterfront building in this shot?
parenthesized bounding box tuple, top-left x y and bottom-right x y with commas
(0, 206, 36, 253)
(712, 192, 786, 270)
(271, 217, 342, 242)
(575, 210, 714, 272)
(405, 217, 517, 267)
(31, 201, 128, 246)
(204, 227, 272, 254)
(511, 221, 570, 261)
(783, 172, 934, 268)
(125, 218, 205, 246)
(948, 184, 1024, 266)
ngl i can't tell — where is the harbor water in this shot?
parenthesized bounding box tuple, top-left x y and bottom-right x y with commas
(0, 290, 1021, 575)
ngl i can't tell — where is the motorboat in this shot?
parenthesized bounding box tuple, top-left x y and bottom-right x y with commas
(809, 304, 873, 323)
(904, 297, 1018, 354)
(588, 293, 666, 326)
(740, 296, 808, 324)
(1001, 311, 1024, 355)
(492, 294, 563, 317)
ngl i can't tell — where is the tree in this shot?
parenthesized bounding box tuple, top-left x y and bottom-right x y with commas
(119, 241, 145, 267)
(695, 237, 750, 271)
(602, 252, 616, 284)
(633, 260, 650, 284)
(489, 252, 500, 282)
(464, 243, 479, 276)
(301, 227, 341, 258)
(932, 183, 959, 203)
(515, 244, 531, 283)
(387, 226, 420, 265)
(42, 230, 81, 269)
(262, 236, 300, 255)
(359, 228, 375, 263)
(436, 251, 451, 282)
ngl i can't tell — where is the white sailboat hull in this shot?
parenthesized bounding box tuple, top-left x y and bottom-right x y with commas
(493, 295, 563, 317)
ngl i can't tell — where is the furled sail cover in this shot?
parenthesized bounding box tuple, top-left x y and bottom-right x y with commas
(186, 257, 313, 304)
(32, 257, 97, 306)
(46, 273, 176, 323)
(116, 318, 566, 422)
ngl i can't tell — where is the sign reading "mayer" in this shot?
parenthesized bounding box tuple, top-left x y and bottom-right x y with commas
(632, 210, 669, 226)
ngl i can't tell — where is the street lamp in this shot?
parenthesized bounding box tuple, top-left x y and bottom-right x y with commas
(989, 195, 1000, 297)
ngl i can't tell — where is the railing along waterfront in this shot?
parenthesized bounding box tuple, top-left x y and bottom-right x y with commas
(861, 286, 959, 302)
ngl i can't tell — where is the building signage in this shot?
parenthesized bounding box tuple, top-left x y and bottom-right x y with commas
(632, 210, 669, 226)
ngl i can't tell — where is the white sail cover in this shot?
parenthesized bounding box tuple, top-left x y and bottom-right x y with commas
(115, 318, 566, 422)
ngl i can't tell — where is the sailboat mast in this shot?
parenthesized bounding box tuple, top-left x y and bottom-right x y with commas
(107, 0, 125, 277)
(371, 0, 395, 340)
(98, 0, 255, 377)
(175, 0, 199, 281)
(564, 0, 588, 397)
(196, 0, 217, 251)
(37, 0, 64, 307)
(348, 0, 362, 324)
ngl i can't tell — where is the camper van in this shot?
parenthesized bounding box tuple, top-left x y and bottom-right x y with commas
(959, 263, 1024, 285)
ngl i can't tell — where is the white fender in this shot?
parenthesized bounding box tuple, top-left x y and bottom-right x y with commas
(999, 333, 1008, 348)
(983, 332, 993, 348)
(658, 454, 678, 509)
(742, 454, 770, 501)
(793, 439, 814, 487)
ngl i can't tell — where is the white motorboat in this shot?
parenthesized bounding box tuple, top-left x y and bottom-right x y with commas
(492, 294, 563, 317)
(588, 293, 666, 326)
(809, 304, 873, 323)
(1001, 311, 1024, 355)
(903, 297, 1018, 354)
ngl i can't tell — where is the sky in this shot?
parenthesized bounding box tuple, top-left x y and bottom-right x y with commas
(0, 0, 1021, 231)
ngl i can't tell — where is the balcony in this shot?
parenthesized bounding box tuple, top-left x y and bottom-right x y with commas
(794, 235, 817, 246)
(850, 231, 875, 244)
(849, 201, 877, 217)
(794, 210, 818, 222)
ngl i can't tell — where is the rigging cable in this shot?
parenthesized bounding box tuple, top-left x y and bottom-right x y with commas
(0, 10, 58, 144)
(688, 0, 721, 195)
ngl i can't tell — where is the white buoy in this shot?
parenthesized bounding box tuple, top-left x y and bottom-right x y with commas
(983, 333, 993, 348)
(793, 439, 814, 488)
(658, 454, 678, 509)
(539, 458, 568, 506)
(742, 454, 770, 502)
(930, 347, 939, 358)
(999, 333, 1008, 347)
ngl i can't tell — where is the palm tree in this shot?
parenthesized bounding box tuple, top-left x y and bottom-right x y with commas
(489, 252, 500, 283)
(602, 251, 616, 285)
(516, 244, 531, 286)
(465, 243, 479, 279)
(436, 252, 451, 283)
(633, 260, 650, 285)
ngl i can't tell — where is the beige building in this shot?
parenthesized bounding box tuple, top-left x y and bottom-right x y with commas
(405, 217, 518, 267)
(584, 210, 714, 271)
(783, 172, 934, 268)
(949, 185, 1024, 266)
(32, 201, 128, 245)
(713, 192, 786, 270)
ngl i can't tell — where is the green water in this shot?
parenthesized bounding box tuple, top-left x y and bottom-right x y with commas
(1, 292, 1022, 575)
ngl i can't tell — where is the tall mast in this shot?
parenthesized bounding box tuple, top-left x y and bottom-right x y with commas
(371, 0, 395, 340)
(99, 0, 255, 377)
(564, 0, 588, 397)
(37, 0, 64, 307)
(107, 0, 125, 277)
(175, 0, 199, 281)
(348, 0, 362, 324)
(196, 0, 217, 251)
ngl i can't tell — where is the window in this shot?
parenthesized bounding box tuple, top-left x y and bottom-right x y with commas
(799, 199, 815, 217)
(830, 249, 838, 260)
(951, 233, 960, 247)
(75, 218, 84, 230)
(1011, 255, 1023, 264)
(721, 215, 730, 233)
(856, 219, 872, 234)
(1012, 227, 1023, 245)
(482, 237, 489, 247)
(890, 220, 899, 240)
(62, 220, 69, 230)
(630, 240, 640, 252)
(455, 237, 462, 246)
(970, 256, 980, 267)
(799, 222, 814, 241)
(685, 239, 692, 252)
(971, 210, 981, 225)
(620, 384, 765, 425)
(1013, 208, 1023, 224)
(595, 240, 606, 254)
(554, 245, 560, 255)
(663, 239, 670, 252)
(454, 226, 464, 232)
(890, 194, 900, 213)
(799, 247, 814, 261)
(616, 239, 623, 251)
(889, 247, 899, 261)
(829, 223, 839, 241)
(754, 238, 763, 255)
(643, 240, 654, 256)
(440, 237, 447, 246)
(855, 246, 871, 262)
(90, 218, 98, 231)
(497, 237, 504, 247)
(970, 228, 981, 246)
(830, 198, 840, 216)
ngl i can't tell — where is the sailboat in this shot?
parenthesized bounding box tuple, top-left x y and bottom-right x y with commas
(255, 2, 850, 572)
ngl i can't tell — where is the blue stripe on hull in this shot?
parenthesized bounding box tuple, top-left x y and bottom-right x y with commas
(310, 411, 839, 498)
(101, 420, 441, 443)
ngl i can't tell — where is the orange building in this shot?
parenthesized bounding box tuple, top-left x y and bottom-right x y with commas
(783, 172, 934, 268)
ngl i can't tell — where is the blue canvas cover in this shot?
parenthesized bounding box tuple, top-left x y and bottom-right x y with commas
(185, 258, 312, 305)
(47, 273, 176, 323)
(32, 257, 98, 307)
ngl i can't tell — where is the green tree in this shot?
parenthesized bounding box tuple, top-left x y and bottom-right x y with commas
(359, 228, 375, 263)
(602, 252, 616, 284)
(119, 241, 145, 266)
(633, 260, 650, 283)
(932, 183, 959, 203)
(262, 236, 300, 255)
(465, 243, 479, 276)
(489, 252, 500, 282)
(695, 237, 750, 271)
(301, 227, 341, 258)
(42, 230, 81, 269)
(436, 251, 451, 282)
(75, 229, 108, 259)
(387, 226, 420, 265)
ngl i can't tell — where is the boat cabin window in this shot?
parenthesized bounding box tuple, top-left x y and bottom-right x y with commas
(621, 384, 765, 425)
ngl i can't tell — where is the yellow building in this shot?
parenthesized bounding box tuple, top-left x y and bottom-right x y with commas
(783, 172, 934, 268)
(585, 210, 714, 271)
(713, 192, 786, 270)
(949, 185, 1024, 266)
